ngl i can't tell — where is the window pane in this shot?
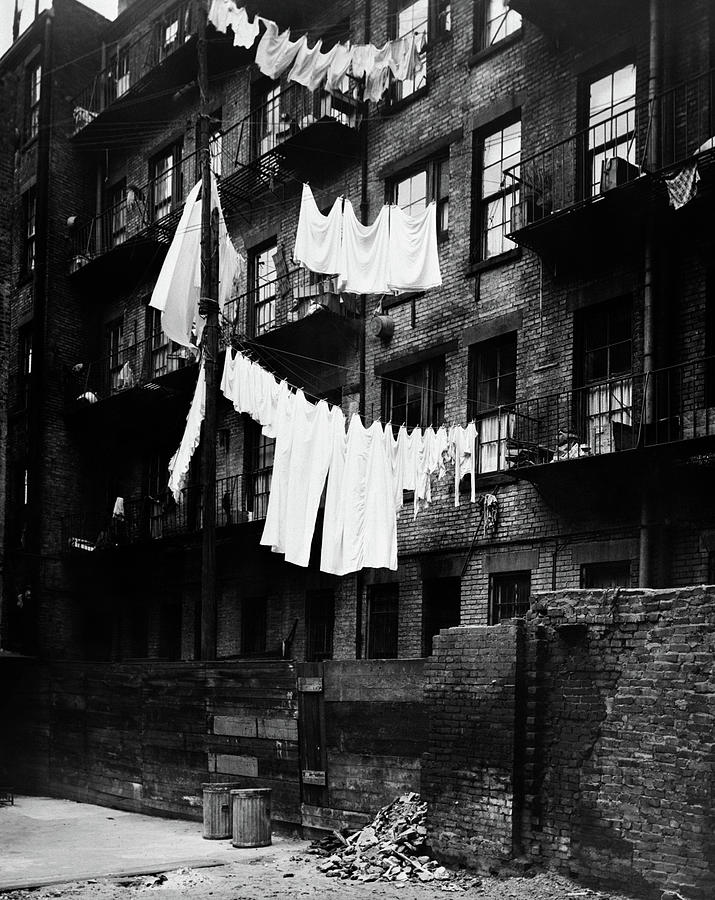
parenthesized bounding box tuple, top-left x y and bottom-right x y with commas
(395, 170, 428, 215)
(486, 0, 521, 45)
(480, 120, 520, 259)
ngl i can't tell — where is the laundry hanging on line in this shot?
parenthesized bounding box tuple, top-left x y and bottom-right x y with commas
(293, 183, 442, 295)
(149, 173, 242, 349)
(664, 160, 700, 210)
(208, 0, 424, 101)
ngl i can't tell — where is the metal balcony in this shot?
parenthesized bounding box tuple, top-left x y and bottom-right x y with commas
(481, 357, 715, 481)
(61, 474, 259, 555)
(223, 265, 360, 368)
(68, 146, 202, 277)
(67, 333, 198, 410)
(503, 68, 715, 262)
(218, 82, 361, 206)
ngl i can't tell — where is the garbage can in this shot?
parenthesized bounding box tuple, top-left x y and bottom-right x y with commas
(230, 788, 272, 848)
(201, 782, 243, 839)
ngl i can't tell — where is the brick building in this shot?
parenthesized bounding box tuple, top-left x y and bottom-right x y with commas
(2, 0, 715, 665)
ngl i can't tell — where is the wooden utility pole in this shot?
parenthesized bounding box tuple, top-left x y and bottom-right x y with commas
(197, 0, 218, 660)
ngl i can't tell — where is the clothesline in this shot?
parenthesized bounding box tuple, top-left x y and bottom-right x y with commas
(208, 0, 426, 103)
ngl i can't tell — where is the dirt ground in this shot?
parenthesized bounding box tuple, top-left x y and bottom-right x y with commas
(0, 844, 638, 900)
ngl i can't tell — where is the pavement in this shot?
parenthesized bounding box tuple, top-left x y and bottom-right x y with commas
(0, 796, 294, 892)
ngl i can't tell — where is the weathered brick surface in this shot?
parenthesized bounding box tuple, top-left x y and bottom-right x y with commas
(424, 587, 715, 899)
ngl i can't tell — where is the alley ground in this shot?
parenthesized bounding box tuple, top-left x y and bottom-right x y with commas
(0, 797, 639, 900)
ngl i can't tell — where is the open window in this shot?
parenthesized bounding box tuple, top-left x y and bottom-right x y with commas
(473, 116, 521, 262)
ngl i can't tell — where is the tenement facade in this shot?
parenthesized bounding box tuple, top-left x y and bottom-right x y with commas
(2, 0, 715, 663)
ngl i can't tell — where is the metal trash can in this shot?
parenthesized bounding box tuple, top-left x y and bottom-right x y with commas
(230, 788, 272, 848)
(201, 782, 243, 839)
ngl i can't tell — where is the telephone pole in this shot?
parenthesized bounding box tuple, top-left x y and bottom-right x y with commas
(197, 0, 218, 660)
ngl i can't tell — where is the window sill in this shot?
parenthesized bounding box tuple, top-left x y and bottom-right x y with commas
(384, 84, 429, 116)
(468, 30, 522, 68)
(382, 290, 425, 311)
(467, 247, 522, 275)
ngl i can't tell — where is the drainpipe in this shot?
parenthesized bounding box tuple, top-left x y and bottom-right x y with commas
(639, 0, 662, 587)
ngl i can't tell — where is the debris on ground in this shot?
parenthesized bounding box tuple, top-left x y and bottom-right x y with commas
(307, 792, 479, 889)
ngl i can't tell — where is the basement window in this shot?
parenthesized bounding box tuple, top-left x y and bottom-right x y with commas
(580, 561, 631, 588)
(489, 571, 531, 623)
(367, 583, 399, 659)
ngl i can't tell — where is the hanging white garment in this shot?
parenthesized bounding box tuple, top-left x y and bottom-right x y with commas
(364, 42, 392, 102)
(383, 425, 404, 510)
(396, 425, 420, 491)
(320, 405, 349, 574)
(451, 423, 477, 507)
(325, 42, 352, 94)
(149, 180, 202, 348)
(208, 0, 232, 33)
(259, 388, 299, 553)
(289, 40, 339, 91)
(351, 43, 376, 78)
(388, 202, 442, 292)
(434, 425, 449, 479)
(281, 396, 336, 567)
(168, 366, 206, 502)
(414, 425, 439, 517)
(255, 21, 305, 80)
(293, 184, 343, 275)
(389, 33, 420, 81)
(340, 200, 392, 294)
(262, 378, 289, 440)
(329, 416, 397, 575)
(228, 5, 260, 48)
(254, 369, 280, 432)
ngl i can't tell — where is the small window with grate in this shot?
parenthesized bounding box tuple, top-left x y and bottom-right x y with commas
(489, 571, 531, 623)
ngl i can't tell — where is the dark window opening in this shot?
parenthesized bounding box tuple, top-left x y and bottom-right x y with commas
(127, 603, 148, 658)
(367, 583, 399, 659)
(158, 598, 182, 660)
(580, 560, 631, 589)
(469, 332, 517, 473)
(23, 188, 37, 274)
(19, 327, 33, 410)
(245, 420, 274, 521)
(382, 356, 445, 430)
(105, 317, 124, 392)
(489, 571, 531, 623)
(389, 154, 449, 238)
(249, 240, 278, 336)
(105, 179, 127, 248)
(422, 576, 460, 656)
(241, 596, 267, 656)
(575, 298, 633, 455)
(473, 116, 520, 261)
(305, 589, 335, 662)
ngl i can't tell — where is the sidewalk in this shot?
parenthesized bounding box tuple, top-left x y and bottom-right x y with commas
(0, 796, 294, 892)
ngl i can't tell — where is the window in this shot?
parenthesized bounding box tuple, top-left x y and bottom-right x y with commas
(367, 583, 399, 659)
(422, 576, 460, 656)
(253, 83, 281, 159)
(249, 241, 277, 335)
(476, 0, 521, 50)
(105, 317, 124, 392)
(390, 155, 449, 237)
(26, 60, 41, 141)
(150, 141, 183, 221)
(19, 327, 33, 409)
(305, 589, 335, 662)
(246, 421, 274, 521)
(110, 46, 131, 99)
(489, 571, 531, 623)
(382, 357, 445, 429)
(210, 110, 223, 178)
(434, 0, 451, 36)
(391, 0, 428, 102)
(469, 333, 517, 473)
(105, 180, 127, 248)
(581, 561, 631, 589)
(159, 2, 191, 60)
(475, 117, 521, 261)
(586, 63, 636, 197)
(23, 188, 37, 273)
(158, 597, 182, 660)
(241, 596, 267, 656)
(147, 306, 188, 378)
(575, 299, 633, 455)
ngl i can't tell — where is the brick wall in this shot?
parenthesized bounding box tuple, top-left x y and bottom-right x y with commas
(423, 586, 715, 899)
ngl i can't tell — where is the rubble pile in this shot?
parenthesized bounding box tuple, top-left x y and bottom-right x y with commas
(309, 793, 478, 889)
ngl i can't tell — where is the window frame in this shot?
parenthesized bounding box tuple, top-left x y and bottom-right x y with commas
(105, 179, 127, 248)
(149, 140, 183, 222)
(388, 153, 449, 240)
(474, 0, 522, 52)
(580, 560, 631, 589)
(23, 187, 37, 275)
(248, 239, 278, 337)
(25, 59, 42, 142)
(381, 356, 445, 430)
(366, 583, 399, 659)
(19, 326, 33, 410)
(489, 570, 531, 624)
(469, 332, 517, 474)
(473, 114, 521, 264)
(245, 419, 274, 522)
(388, 0, 429, 105)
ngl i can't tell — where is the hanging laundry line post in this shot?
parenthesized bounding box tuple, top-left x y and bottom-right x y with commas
(198, 0, 219, 661)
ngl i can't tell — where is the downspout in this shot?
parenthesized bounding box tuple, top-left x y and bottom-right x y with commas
(639, 0, 661, 587)
(355, 0, 371, 659)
